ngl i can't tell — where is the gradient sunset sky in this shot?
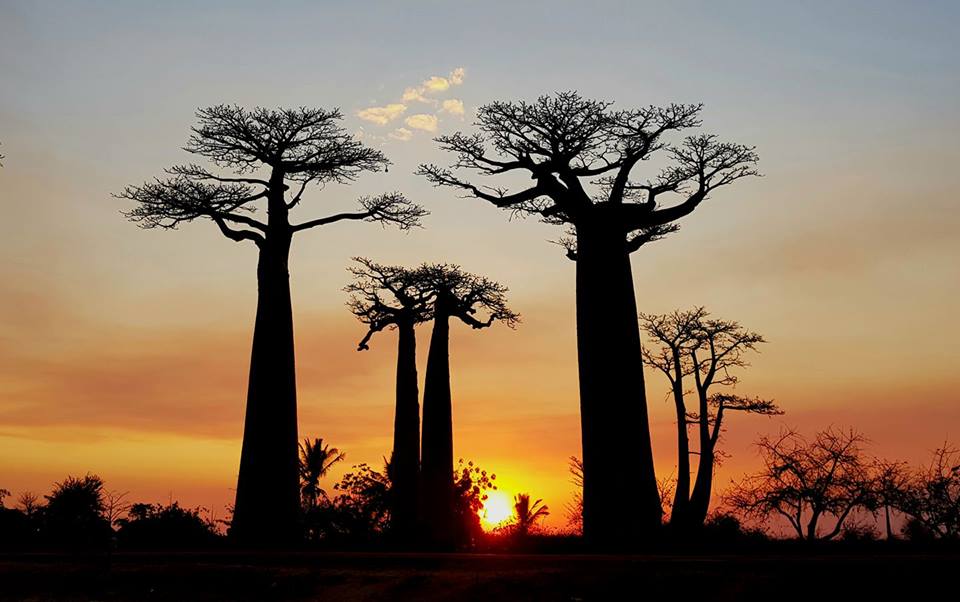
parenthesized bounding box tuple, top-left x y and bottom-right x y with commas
(1, 1, 958, 528)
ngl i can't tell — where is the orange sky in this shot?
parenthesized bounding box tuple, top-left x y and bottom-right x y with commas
(1, 2, 958, 529)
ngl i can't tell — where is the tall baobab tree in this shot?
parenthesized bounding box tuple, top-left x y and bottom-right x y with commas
(419, 265, 518, 546)
(419, 92, 759, 543)
(345, 258, 435, 540)
(119, 106, 426, 543)
(641, 309, 780, 529)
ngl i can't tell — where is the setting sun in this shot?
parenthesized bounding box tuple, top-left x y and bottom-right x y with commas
(480, 490, 514, 530)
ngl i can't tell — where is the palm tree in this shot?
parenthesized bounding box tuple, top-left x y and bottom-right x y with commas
(298, 438, 346, 509)
(513, 493, 550, 537)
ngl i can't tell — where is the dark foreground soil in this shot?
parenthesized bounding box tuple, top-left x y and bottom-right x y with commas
(0, 550, 955, 601)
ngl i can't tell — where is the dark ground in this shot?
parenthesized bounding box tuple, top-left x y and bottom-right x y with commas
(1, 550, 955, 601)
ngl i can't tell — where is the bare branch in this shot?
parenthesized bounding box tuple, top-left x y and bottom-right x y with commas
(292, 192, 427, 233)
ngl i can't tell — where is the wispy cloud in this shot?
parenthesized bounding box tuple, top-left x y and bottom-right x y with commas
(356, 67, 466, 140)
(389, 127, 413, 141)
(441, 99, 465, 117)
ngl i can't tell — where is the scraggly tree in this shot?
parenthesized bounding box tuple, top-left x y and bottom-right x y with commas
(345, 258, 435, 540)
(119, 106, 426, 543)
(898, 445, 960, 539)
(418, 265, 518, 547)
(725, 428, 877, 540)
(418, 92, 759, 543)
(641, 309, 779, 529)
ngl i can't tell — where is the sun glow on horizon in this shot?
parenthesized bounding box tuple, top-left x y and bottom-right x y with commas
(480, 490, 514, 530)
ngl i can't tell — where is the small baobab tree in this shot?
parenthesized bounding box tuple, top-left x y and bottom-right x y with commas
(418, 92, 759, 543)
(641, 308, 779, 529)
(725, 428, 876, 540)
(345, 258, 435, 539)
(419, 265, 518, 546)
(119, 106, 426, 543)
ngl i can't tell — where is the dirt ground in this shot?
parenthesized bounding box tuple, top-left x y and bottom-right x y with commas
(0, 550, 954, 601)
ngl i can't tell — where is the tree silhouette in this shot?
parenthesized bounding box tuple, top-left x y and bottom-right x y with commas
(898, 444, 960, 539)
(345, 258, 435, 539)
(119, 106, 426, 543)
(419, 92, 758, 543)
(299, 437, 346, 509)
(871, 458, 911, 539)
(725, 428, 876, 540)
(43, 474, 112, 549)
(641, 309, 779, 529)
(513, 493, 550, 537)
(418, 265, 518, 546)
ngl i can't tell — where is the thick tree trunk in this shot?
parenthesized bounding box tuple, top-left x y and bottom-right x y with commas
(575, 222, 661, 546)
(420, 303, 455, 547)
(231, 234, 300, 544)
(669, 374, 691, 528)
(232, 175, 300, 545)
(688, 392, 715, 528)
(391, 319, 420, 542)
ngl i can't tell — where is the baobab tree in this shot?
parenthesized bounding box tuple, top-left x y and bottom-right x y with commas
(419, 92, 759, 543)
(640, 308, 779, 529)
(119, 106, 426, 543)
(419, 265, 518, 546)
(345, 258, 435, 539)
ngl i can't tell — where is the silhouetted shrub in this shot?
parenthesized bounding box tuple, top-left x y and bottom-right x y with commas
(116, 502, 220, 548)
(304, 463, 392, 542)
(0, 506, 33, 550)
(839, 520, 880, 542)
(41, 475, 112, 550)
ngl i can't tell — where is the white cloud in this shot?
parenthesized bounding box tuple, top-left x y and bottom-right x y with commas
(441, 99, 465, 116)
(405, 114, 438, 132)
(389, 128, 413, 141)
(449, 67, 465, 85)
(356, 103, 407, 125)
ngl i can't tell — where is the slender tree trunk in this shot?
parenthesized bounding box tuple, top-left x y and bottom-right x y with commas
(391, 319, 420, 542)
(885, 505, 893, 540)
(688, 391, 715, 528)
(669, 370, 691, 528)
(575, 222, 661, 546)
(420, 301, 455, 547)
(232, 175, 300, 544)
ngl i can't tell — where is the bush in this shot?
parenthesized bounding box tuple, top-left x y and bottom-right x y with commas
(116, 502, 220, 548)
(41, 475, 112, 550)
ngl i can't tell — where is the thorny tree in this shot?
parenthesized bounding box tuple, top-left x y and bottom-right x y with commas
(725, 428, 877, 540)
(419, 92, 758, 543)
(119, 106, 426, 543)
(418, 264, 518, 547)
(641, 308, 779, 529)
(345, 258, 435, 541)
